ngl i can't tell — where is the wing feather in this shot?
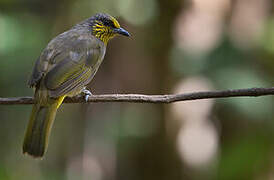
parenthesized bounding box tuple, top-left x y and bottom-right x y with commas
(28, 28, 105, 98)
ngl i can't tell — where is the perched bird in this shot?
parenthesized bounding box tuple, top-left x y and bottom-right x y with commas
(23, 13, 130, 158)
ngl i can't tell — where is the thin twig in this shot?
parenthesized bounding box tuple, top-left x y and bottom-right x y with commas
(0, 87, 273, 105)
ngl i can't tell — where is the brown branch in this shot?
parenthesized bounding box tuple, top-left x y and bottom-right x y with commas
(0, 87, 273, 105)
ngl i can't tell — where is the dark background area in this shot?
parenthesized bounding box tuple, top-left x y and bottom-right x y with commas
(0, 0, 273, 179)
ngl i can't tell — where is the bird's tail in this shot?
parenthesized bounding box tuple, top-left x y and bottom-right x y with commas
(23, 96, 65, 158)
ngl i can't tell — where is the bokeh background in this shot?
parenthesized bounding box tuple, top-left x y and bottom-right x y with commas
(0, 0, 274, 179)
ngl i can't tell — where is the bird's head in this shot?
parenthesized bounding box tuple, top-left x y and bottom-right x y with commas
(90, 13, 130, 44)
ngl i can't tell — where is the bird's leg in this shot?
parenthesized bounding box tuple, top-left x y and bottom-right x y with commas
(81, 87, 93, 102)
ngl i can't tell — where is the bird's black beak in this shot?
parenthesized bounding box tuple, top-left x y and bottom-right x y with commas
(114, 27, 130, 37)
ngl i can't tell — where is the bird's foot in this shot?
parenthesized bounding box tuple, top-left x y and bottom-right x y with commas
(82, 88, 93, 102)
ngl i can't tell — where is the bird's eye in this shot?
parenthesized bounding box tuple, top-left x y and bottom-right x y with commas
(103, 19, 115, 28)
(109, 21, 116, 28)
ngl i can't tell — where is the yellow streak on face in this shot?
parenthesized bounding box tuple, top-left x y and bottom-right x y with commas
(110, 16, 120, 28)
(93, 20, 116, 44)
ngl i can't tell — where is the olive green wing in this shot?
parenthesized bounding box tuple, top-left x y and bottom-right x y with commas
(28, 29, 94, 88)
(28, 28, 103, 97)
(44, 48, 101, 98)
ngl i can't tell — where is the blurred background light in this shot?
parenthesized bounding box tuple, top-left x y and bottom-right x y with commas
(67, 155, 104, 180)
(83, 156, 104, 180)
(229, 0, 269, 49)
(175, 10, 222, 56)
(192, 0, 230, 15)
(177, 120, 218, 168)
(174, 0, 230, 56)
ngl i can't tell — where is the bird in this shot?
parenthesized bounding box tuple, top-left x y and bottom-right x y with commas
(23, 13, 130, 158)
